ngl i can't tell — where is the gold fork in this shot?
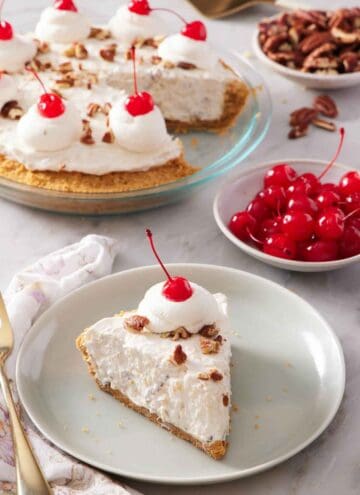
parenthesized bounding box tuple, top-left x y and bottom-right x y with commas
(0, 293, 52, 495)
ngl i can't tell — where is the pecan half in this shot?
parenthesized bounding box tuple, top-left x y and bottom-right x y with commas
(170, 345, 187, 365)
(313, 95, 338, 118)
(200, 337, 220, 355)
(124, 315, 149, 332)
(340, 52, 359, 72)
(312, 118, 337, 132)
(299, 32, 333, 54)
(223, 394, 229, 407)
(35, 40, 50, 54)
(289, 107, 318, 127)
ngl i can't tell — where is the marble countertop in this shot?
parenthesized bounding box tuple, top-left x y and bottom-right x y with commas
(2, 0, 360, 494)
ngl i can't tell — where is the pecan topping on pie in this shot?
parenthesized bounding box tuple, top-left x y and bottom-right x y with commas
(124, 315, 150, 332)
(170, 344, 187, 365)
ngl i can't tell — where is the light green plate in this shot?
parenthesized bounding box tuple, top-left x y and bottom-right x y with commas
(16, 265, 345, 485)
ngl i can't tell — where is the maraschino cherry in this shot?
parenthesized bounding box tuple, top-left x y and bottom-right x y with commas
(27, 68, 65, 119)
(125, 46, 154, 117)
(128, 0, 151, 15)
(54, 0, 78, 12)
(146, 229, 193, 302)
(151, 6, 207, 41)
(0, 0, 13, 41)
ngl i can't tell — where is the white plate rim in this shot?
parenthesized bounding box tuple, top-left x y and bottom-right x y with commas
(213, 159, 360, 271)
(16, 264, 346, 485)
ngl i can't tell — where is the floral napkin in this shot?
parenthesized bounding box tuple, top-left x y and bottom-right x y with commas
(0, 235, 140, 495)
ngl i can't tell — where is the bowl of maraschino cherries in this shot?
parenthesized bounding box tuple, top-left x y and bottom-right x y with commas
(214, 129, 360, 272)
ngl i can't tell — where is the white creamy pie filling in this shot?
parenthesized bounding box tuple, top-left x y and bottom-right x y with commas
(0, 33, 241, 175)
(83, 293, 232, 444)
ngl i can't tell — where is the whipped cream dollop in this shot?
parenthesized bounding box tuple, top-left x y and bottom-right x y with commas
(158, 33, 218, 71)
(35, 7, 91, 43)
(17, 100, 82, 152)
(0, 35, 36, 73)
(109, 5, 166, 45)
(138, 281, 223, 334)
(109, 98, 172, 153)
(0, 74, 17, 109)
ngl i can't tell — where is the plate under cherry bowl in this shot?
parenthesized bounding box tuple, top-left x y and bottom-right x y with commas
(214, 159, 360, 272)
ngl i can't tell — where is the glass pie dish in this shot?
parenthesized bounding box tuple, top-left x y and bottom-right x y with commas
(0, 50, 272, 215)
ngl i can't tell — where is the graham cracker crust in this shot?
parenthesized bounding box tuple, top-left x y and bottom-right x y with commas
(76, 332, 227, 460)
(167, 80, 249, 134)
(0, 154, 198, 194)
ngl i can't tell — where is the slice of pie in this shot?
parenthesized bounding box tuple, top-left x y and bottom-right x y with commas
(76, 231, 232, 459)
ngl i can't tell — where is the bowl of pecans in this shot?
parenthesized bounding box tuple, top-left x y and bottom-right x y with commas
(253, 8, 360, 89)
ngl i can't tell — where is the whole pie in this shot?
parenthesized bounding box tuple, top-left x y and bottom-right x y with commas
(0, 0, 249, 194)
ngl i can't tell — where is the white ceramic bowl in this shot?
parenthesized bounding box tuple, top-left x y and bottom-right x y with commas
(252, 23, 360, 90)
(214, 159, 360, 272)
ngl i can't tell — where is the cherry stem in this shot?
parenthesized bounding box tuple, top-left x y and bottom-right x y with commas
(129, 46, 139, 95)
(318, 127, 345, 181)
(0, 0, 4, 20)
(344, 207, 360, 221)
(246, 228, 263, 245)
(146, 229, 173, 281)
(26, 67, 48, 94)
(151, 7, 187, 25)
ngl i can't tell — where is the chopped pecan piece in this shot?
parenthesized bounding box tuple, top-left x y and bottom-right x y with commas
(177, 61, 197, 70)
(222, 394, 229, 407)
(124, 315, 149, 332)
(198, 372, 210, 381)
(102, 130, 115, 144)
(199, 324, 218, 338)
(54, 78, 74, 89)
(103, 102, 112, 115)
(80, 132, 95, 145)
(170, 345, 187, 365)
(35, 40, 50, 54)
(87, 102, 102, 117)
(1, 100, 24, 120)
(74, 43, 88, 60)
(63, 44, 76, 58)
(89, 26, 111, 40)
(313, 95, 338, 118)
(151, 55, 162, 65)
(210, 369, 223, 382)
(100, 44, 117, 62)
(58, 61, 73, 73)
(200, 337, 220, 355)
(163, 60, 176, 69)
